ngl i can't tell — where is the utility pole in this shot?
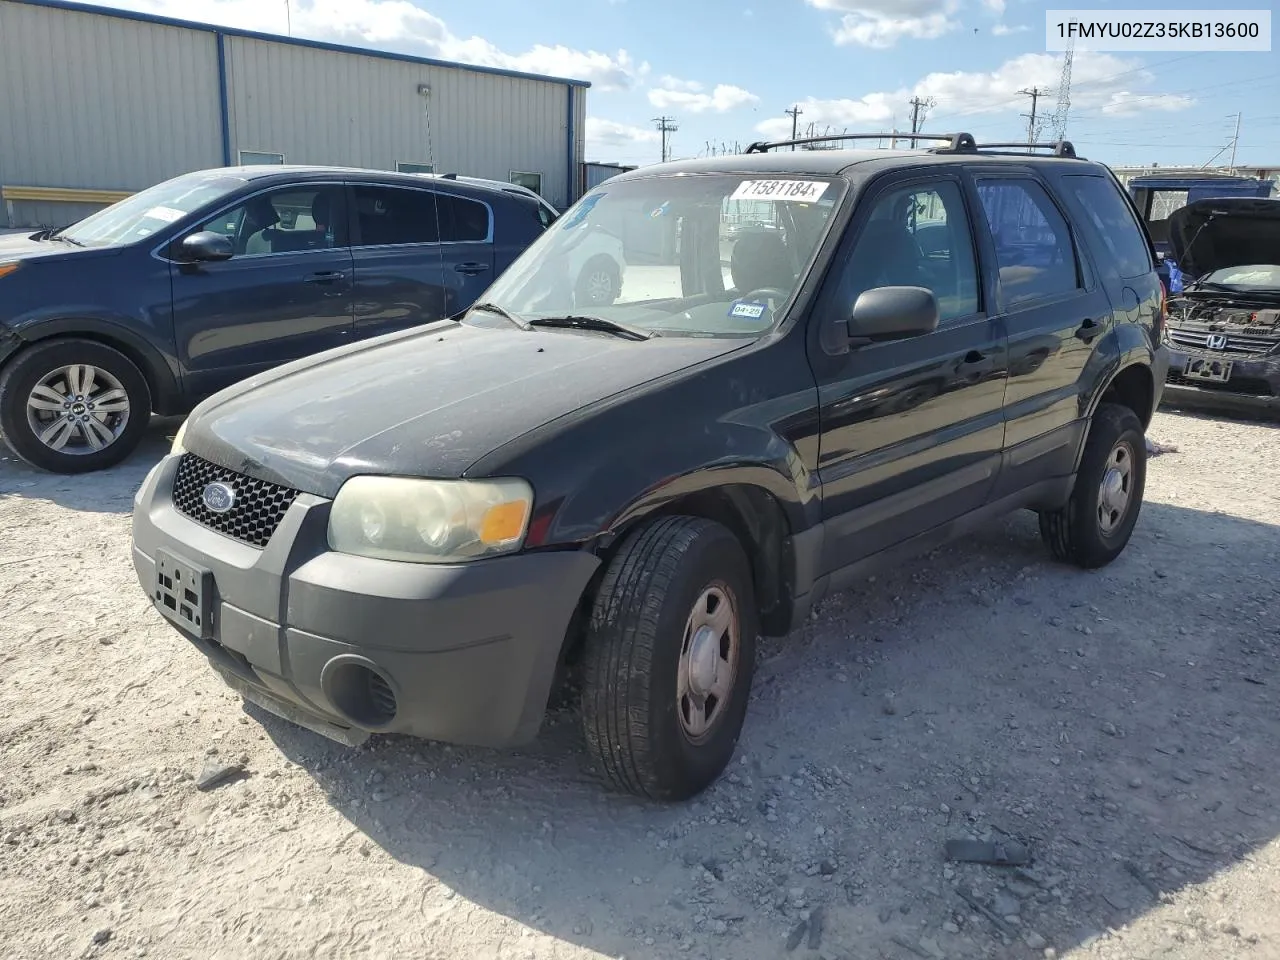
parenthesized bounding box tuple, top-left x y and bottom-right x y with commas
(284, 0, 292, 35)
(908, 96, 935, 134)
(652, 116, 678, 163)
(785, 105, 804, 149)
(1229, 112, 1242, 173)
(1019, 87, 1045, 141)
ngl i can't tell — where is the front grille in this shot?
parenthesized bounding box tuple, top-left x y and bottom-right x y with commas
(1168, 328, 1278, 356)
(1167, 371, 1275, 396)
(172, 454, 300, 548)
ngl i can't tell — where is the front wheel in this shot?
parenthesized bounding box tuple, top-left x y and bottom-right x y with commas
(581, 516, 757, 801)
(1039, 402, 1147, 569)
(0, 339, 151, 474)
(575, 256, 621, 307)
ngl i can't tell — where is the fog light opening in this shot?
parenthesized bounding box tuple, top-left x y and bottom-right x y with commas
(322, 659, 398, 729)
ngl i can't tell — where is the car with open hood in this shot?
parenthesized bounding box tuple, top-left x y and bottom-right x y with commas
(130, 133, 1168, 800)
(1161, 197, 1280, 415)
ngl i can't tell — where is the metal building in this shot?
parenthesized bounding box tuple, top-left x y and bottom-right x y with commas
(0, 0, 588, 228)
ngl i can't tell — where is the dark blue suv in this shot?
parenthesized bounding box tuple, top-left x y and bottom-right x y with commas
(0, 166, 552, 473)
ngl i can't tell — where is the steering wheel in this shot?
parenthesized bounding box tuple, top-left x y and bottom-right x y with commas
(742, 288, 790, 303)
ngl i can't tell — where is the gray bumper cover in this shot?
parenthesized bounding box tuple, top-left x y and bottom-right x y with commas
(131, 455, 599, 748)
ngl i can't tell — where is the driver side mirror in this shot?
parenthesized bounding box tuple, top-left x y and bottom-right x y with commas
(847, 286, 940, 345)
(178, 231, 234, 263)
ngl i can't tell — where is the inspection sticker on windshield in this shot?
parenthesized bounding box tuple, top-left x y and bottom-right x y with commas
(730, 179, 828, 202)
(729, 301, 767, 320)
(145, 206, 186, 223)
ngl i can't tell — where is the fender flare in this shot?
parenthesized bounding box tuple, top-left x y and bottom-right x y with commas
(6, 316, 183, 414)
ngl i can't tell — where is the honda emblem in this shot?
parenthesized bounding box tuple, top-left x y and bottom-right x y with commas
(1206, 334, 1228, 351)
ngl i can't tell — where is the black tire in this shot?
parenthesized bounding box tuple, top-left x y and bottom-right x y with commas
(1039, 402, 1147, 569)
(0, 338, 151, 474)
(575, 255, 621, 306)
(581, 516, 758, 801)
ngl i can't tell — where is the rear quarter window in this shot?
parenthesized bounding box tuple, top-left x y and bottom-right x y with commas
(1061, 175, 1154, 279)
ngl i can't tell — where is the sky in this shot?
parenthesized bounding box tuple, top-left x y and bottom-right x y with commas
(79, 0, 1280, 170)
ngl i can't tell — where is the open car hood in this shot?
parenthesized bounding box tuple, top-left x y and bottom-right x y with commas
(1168, 197, 1280, 280)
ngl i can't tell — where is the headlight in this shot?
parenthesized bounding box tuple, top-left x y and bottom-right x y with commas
(327, 476, 534, 564)
(170, 418, 188, 455)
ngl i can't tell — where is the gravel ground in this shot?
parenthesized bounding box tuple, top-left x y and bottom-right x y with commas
(1, 409, 1278, 960)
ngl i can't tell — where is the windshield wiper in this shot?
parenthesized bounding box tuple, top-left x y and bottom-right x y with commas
(469, 301, 529, 329)
(46, 234, 85, 247)
(526, 314, 655, 340)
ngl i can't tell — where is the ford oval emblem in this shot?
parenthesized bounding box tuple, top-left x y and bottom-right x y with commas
(202, 482, 237, 514)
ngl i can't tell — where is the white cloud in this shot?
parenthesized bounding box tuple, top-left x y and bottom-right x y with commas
(911, 51, 1144, 116)
(757, 51, 1192, 137)
(754, 92, 898, 138)
(991, 23, 1029, 36)
(648, 79, 760, 113)
(656, 75, 703, 93)
(82, 0, 641, 89)
(1101, 92, 1196, 117)
(807, 0, 1017, 47)
(586, 117, 660, 153)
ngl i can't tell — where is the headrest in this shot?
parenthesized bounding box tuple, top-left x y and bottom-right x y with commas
(731, 231, 794, 293)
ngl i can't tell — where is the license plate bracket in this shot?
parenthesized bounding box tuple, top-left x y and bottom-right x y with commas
(1183, 356, 1233, 383)
(153, 548, 215, 639)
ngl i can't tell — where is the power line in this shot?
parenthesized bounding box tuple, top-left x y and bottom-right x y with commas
(652, 116, 678, 163)
(1018, 86, 1046, 141)
(785, 105, 804, 149)
(909, 96, 935, 134)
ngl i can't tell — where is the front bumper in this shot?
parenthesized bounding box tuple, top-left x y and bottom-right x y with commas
(1161, 343, 1280, 417)
(131, 455, 600, 748)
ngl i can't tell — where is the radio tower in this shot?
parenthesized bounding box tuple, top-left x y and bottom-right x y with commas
(1050, 39, 1074, 142)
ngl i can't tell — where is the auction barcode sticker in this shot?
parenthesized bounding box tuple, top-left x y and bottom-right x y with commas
(1046, 9, 1271, 51)
(730, 180, 829, 202)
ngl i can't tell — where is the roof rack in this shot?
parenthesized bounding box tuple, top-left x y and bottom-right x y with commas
(955, 140, 1078, 158)
(744, 132, 964, 154)
(743, 132, 1079, 159)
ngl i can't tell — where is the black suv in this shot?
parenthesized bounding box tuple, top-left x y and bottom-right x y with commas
(0, 166, 552, 473)
(130, 134, 1169, 801)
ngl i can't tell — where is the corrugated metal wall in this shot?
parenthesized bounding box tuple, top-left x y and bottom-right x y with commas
(0, 0, 583, 226)
(0, 1, 223, 226)
(224, 37, 574, 208)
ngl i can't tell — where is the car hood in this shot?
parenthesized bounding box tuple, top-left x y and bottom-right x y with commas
(184, 320, 747, 497)
(1168, 197, 1280, 280)
(0, 232, 116, 263)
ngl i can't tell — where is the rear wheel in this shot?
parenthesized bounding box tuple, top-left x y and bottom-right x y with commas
(0, 339, 151, 474)
(1039, 402, 1147, 569)
(581, 516, 757, 801)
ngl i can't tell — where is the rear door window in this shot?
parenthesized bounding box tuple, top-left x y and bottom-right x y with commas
(1061, 175, 1153, 279)
(974, 179, 1080, 307)
(350, 185, 440, 247)
(437, 194, 491, 243)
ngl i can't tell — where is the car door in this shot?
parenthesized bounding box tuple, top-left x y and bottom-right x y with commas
(808, 171, 1010, 575)
(435, 190, 497, 313)
(347, 182, 455, 339)
(170, 182, 355, 400)
(968, 171, 1118, 498)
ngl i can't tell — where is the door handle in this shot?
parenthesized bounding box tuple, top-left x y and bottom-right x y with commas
(304, 271, 346, 284)
(1075, 318, 1101, 343)
(957, 351, 995, 376)
(456, 262, 490, 276)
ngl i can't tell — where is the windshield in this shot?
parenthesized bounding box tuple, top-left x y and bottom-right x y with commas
(57, 172, 248, 247)
(475, 174, 843, 337)
(1202, 264, 1280, 289)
